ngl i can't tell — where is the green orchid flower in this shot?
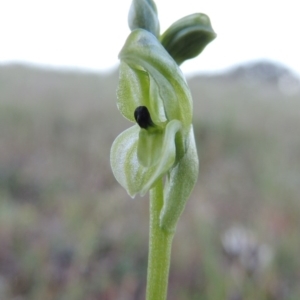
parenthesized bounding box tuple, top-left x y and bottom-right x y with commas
(110, 1, 216, 298)
(110, 29, 199, 232)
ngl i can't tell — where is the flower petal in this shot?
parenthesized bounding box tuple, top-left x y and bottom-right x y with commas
(159, 125, 199, 232)
(110, 120, 182, 197)
(110, 125, 142, 197)
(140, 119, 182, 195)
(137, 126, 164, 167)
(117, 62, 166, 124)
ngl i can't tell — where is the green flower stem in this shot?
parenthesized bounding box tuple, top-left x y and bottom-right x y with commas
(146, 178, 174, 300)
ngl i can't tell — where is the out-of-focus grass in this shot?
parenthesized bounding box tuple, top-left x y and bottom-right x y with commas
(0, 63, 299, 299)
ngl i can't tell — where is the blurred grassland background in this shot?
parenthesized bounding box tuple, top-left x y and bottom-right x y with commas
(0, 61, 300, 300)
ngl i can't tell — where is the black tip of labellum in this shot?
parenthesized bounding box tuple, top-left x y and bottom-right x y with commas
(134, 106, 154, 129)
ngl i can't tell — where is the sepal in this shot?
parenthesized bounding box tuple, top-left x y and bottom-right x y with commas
(159, 126, 199, 232)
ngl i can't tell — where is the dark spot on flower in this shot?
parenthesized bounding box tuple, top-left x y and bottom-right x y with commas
(134, 106, 154, 129)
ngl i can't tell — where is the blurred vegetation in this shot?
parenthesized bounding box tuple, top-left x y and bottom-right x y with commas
(0, 61, 299, 300)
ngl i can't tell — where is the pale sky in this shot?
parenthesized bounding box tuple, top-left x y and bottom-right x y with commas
(1, 0, 299, 76)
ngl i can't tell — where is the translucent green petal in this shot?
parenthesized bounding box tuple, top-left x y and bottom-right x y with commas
(159, 125, 199, 232)
(117, 62, 166, 124)
(117, 62, 149, 123)
(110, 125, 141, 197)
(119, 29, 193, 131)
(110, 120, 182, 197)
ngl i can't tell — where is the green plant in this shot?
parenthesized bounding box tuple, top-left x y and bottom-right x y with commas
(110, 1, 216, 299)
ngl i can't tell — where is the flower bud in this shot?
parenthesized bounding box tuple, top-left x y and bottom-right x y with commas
(160, 13, 216, 65)
(128, 0, 160, 38)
